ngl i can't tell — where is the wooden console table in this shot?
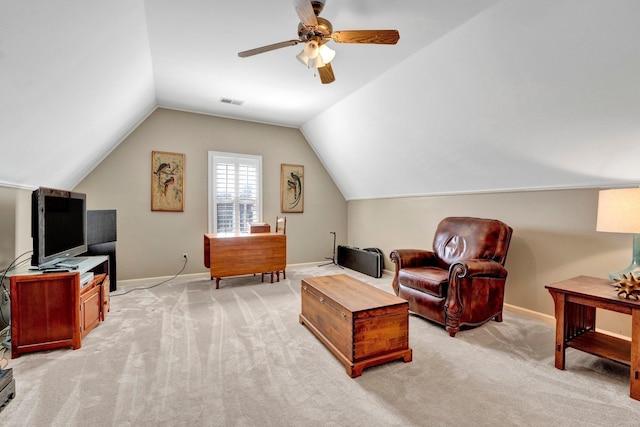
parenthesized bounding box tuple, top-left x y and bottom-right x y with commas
(546, 275, 640, 400)
(204, 233, 286, 289)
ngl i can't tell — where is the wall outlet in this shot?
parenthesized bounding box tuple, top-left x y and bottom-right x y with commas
(182, 253, 188, 260)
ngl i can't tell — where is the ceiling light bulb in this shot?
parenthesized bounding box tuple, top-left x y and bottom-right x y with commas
(318, 45, 335, 64)
(297, 40, 323, 68)
(304, 40, 319, 59)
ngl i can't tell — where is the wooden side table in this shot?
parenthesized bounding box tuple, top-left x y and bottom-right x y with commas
(546, 275, 640, 400)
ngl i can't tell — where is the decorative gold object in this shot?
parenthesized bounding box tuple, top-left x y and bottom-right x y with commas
(612, 272, 640, 299)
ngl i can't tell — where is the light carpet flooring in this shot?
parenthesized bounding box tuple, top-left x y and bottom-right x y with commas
(2, 264, 640, 426)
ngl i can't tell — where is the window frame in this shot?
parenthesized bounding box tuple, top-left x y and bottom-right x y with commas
(208, 151, 263, 233)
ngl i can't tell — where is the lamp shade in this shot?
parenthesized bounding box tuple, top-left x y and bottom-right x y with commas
(296, 40, 319, 67)
(296, 41, 334, 69)
(307, 53, 325, 69)
(318, 44, 335, 64)
(295, 50, 308, 66)
(596, 188, 640, 233)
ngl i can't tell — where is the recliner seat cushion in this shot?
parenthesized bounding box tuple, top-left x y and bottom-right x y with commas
(398, 267, 448, 298)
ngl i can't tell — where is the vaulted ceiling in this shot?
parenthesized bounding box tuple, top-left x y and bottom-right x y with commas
(2, 1, 639, 199)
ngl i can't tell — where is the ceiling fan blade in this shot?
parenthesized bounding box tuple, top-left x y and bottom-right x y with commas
(318, 63, 335, 84)
(238, 40, 301, 58)
(292, 0, 318, 27)
(331, 30, 400, 45)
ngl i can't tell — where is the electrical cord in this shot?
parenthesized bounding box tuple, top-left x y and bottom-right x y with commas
(111, 258, 188, 297)
(0, 347, 8, 370)
(0, 325, 9, 369)
(0, 251, 33, 326)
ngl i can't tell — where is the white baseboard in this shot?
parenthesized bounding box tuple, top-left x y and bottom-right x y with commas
(116, 267, 631, 340)
(116, 262, 320, 289)
(504, 303, 631, 340)
(504, 303, 555, 326)
(117, 272, 210, 288)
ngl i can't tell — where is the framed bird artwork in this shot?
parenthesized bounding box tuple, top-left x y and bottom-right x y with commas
(151, 151, 185, 212)
(281, 164, 303, 213)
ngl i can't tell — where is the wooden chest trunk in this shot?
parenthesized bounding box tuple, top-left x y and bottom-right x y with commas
(299, 274, 412, 377)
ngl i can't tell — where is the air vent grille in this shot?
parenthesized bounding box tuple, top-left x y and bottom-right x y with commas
(219, 97, 244, 106)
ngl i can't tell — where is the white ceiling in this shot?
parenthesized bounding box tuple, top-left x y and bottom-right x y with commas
(2, 0, 640, 199)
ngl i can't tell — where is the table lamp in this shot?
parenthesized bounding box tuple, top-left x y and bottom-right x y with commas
(596, 188, 640, 280)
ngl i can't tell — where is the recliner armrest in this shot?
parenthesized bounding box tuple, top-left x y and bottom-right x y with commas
(390, 249, 437, 269)
(449, 258, 507, 279)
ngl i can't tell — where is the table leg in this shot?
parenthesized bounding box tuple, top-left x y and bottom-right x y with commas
(631, 309, 640, 400)
(550, 290, 566, 370)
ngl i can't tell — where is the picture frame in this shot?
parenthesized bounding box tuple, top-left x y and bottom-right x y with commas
(151, 151, 185, 212)
(281, 164, 304, 213)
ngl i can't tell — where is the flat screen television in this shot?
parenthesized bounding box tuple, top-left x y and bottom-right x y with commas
(31, 187, 88, 267)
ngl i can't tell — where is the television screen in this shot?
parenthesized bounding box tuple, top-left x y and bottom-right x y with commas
(32, 187, 88, 267)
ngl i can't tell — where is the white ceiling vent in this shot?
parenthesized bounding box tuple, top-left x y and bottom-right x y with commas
(219, 97, 244, 106)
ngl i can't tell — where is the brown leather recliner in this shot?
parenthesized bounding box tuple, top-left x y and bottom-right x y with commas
(390, 217, 513, 337)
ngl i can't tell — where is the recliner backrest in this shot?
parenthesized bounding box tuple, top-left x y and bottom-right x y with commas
(432, 217, 512, 269)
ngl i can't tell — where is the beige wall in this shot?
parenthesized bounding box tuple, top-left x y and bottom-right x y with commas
(0, 186, 31, 264)
(347, 189, 632, 336)
(0, 186, 32, 329)
(74, 108, 348, 280)
(2, 111, 633, 337)
(0, 187, 17, 269)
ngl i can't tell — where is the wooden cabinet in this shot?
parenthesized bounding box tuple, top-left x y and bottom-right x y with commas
(9, 256, 110, 358)
(80, 274, 105, 338)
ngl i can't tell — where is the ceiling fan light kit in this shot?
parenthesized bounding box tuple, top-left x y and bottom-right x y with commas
(238, 0, 399, 84)
(296, 40, 319, 66)
(296, 41, 335, 69)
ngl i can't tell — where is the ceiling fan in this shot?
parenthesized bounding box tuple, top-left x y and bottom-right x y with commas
(238, 0, 400, 84)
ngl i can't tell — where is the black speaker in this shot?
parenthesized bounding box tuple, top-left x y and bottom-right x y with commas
(87, 210, 116, 244)
(84, 210, 117, 291)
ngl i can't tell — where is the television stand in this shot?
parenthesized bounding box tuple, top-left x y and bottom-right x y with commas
(34, 256, 86, 271)
(7, 256, 110, 358)
(0, 368, 15, 412)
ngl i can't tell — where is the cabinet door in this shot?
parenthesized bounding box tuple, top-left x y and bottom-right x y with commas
(80, 285, 101, 338)
(10, 272, 80, 358)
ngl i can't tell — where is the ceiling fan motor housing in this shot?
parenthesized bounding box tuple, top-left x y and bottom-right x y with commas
(298, 17, 333, 44)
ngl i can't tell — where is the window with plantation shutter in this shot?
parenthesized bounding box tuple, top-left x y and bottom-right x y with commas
(208, 152, 262, 233)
